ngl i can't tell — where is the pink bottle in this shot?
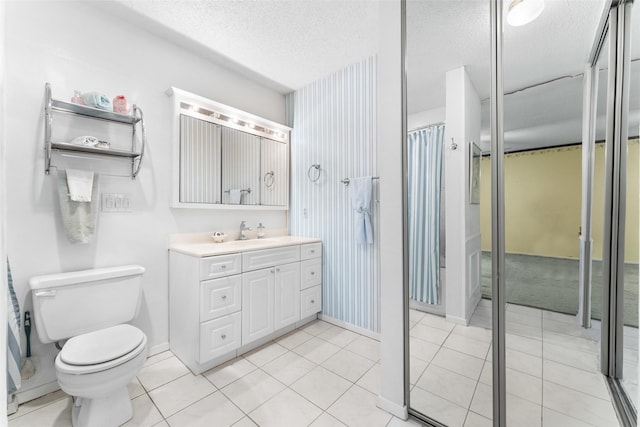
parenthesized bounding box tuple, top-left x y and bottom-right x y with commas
(113, 95, 130, 114)
(71, 90, 85, 105)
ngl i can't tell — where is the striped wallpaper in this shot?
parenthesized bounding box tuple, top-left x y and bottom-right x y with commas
(179, 115, 222, 203)
(286, 56, 380, 333)
(222, 127, 260, 205)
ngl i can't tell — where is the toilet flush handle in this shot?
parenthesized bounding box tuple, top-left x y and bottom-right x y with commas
(34, 289, 57, 298)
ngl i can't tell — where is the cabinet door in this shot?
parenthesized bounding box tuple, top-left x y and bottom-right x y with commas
(274, 263, 300, 330)
(199, 312, 241, 363)
(242, 268, 274, 344)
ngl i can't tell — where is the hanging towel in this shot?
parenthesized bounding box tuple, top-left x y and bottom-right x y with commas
(57, 170, 100, 244)
(7, 259, 21, 395)
(350, 176, 373, 244)
(66, 169, 94, 202)
(229, 189, 242, 205)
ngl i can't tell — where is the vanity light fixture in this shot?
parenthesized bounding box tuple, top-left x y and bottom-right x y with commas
(507, 0, 544, 27)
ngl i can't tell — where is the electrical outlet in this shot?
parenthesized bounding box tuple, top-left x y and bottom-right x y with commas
(101, 193, 131, 213)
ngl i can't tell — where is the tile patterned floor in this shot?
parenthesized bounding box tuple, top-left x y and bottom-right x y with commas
(8, 320, 401, 427)
(409, 299, 636, 427)
(8, 302, 637, 427)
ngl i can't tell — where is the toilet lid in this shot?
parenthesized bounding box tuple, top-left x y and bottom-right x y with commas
(60, 324, 145, 366)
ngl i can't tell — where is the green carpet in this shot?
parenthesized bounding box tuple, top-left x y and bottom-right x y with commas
(481, 252, 639, 327)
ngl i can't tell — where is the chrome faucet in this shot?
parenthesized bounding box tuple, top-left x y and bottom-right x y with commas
(239, 221, 252, 240)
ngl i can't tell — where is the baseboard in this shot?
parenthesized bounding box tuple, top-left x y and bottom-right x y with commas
(149, 342, 170, 357)
(318, 314, 380, 340)
(376, 395, 408, 419)
(446, 314, 468, 326)
(16, 381, 60, 405)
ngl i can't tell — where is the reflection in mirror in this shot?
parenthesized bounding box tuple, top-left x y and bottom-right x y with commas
(179, 115, 221, 204)
(222, 127, 260, 205)
(168, 87, 291, 209)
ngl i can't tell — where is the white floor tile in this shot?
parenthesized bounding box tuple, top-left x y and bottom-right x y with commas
(543, 318, 600, 341)
(249, 388, 322, 427)
(144, 351, 174, 368)
(356, 363, 381, 394)
(322, 348, 376, 382)
(543, 380, 618, 427)
(123, 394, 165, 427)
(128, 377, 146, 399)
(409, 337, 440, 363)
(543, 359, 609, 400)
(317, 326, 361, 348)
(505, 333, 542, 358)
(327, 385, 392, 427)
(203, 357, 257, 389)
(506, 321, 543, 340)
(410, 323, 451, 346)
(506, 348, 543, 378)
(302, 320, 335, 336)
(506, 393, 542, 427)
(542, 407, 594, 427)
(507, 309, 543, 328)
(8, 396, 72, 427)
(344, 335, 380, 362)
(506, 368, 542, 405)
(294, 336, 342, 364)
(464, 411, 492, 427)
(221, 369, 286, 413)
(543, 331, 599, 355)
(137, 356, 190, 391)
(507, 304, 542, 317)
(415, 364, 477, 409)
(310, 412, 347, 426)
(386, 416, 426, 426)
(242, 342, 288, 367)
(149, 373, 216, 418)
(409, 356, 430, 385)
(431, 347, 484, 381)
(419, 313, 456, 332)
(469, 382, 492, 419)
(166, 391, 244, 427)
(410, 386, 467, 427)
(291, 366, 352, 410)
(443, 333, 491, 359)
(451, 324, 492, 344)
(543, 342, 599, 372)
(8, 390, 68, 420)
(276, 329, 314, 349)
(231, 417, 258, 427)
(261, 350, 316, 385)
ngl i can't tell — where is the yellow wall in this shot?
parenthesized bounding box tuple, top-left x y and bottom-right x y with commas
(480, 140, 638, 262)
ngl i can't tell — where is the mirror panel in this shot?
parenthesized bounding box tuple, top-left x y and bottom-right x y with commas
(221, 127, 260, 205)
(179, 115, 221, 204)
(260, 138, 288, 206)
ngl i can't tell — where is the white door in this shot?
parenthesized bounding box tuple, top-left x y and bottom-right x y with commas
(241, 268, 274, 344)
(274, 262, 301, 330)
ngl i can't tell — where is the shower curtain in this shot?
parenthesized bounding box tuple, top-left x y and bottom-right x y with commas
(408, 124, 444, 304)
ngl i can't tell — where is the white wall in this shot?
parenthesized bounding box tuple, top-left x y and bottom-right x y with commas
(1, 0, 8, 416)
(377, 0, 407, 419)
(408, 107, 445, 131)
(444, 67, 482, 324)
(5, 1, 287, 399)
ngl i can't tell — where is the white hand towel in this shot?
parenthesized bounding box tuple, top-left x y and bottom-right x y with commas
(57, 170, 100, 244)
(350, 176, 373, 244)
(66, 169, 94, 202)
(229, 189, 242, 204)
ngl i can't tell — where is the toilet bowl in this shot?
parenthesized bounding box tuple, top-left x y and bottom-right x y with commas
(29, 265, 147, 427)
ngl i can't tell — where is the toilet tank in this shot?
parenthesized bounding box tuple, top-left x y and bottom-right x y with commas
(29, 265, 145, 344)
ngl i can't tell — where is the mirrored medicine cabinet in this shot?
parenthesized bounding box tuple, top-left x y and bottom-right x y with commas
(168, 87, 290, 210)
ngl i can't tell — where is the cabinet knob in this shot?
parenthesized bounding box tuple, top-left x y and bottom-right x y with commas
(310, 271, 315, 275)
(221, 334, 227, 340)
(221, 265, 227, 269)
(310, 250, 315, 254)
(221, 295, 227, 300)
(276, 268, 280, 272)
(270, 269, 275, 274)
(310, 299, 315, 304)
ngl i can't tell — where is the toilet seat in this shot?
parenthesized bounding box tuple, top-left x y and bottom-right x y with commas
(56, 325, 147, 375)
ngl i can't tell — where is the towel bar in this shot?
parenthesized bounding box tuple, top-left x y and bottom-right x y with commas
(341, 176, 379, 186)
(224, 188, 251, 194)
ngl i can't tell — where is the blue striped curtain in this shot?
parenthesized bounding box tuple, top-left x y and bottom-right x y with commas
(408, 125, 444, 304)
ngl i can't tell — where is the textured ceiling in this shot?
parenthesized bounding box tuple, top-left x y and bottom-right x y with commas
(103, 0, 639, 150)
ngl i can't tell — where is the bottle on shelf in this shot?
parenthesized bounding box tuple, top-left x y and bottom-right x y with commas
(113, 95, 130, 114)
(71, 90, 85, 105)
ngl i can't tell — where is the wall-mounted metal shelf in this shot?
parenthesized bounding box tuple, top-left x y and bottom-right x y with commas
(44, 83, 147, 179)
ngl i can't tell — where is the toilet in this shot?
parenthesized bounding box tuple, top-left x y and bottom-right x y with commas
(29, 265, 148, 427)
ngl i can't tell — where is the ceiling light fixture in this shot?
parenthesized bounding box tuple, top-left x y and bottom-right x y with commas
(507, 0, 544, 27)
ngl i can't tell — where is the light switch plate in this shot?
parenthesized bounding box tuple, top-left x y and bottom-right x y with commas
(101, 193, 131, 212)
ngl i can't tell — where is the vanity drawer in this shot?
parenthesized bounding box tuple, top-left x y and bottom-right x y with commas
(300, 285, 322, 318)
(200, 276, 241, 322)
(300, 258, 322, 290)
(242, 246, 300, 272)
(199, 312, 241, 363)
(300, 242, 322, 260)
(200, 254, 241, 280)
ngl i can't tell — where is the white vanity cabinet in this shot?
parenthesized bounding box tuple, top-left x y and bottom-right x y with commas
(169, 238, 322, 374)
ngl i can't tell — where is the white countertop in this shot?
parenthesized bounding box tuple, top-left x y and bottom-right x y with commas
(169, 235, 321, 257)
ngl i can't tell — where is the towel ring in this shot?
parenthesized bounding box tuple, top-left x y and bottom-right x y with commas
(264, 171, 275, 188)
(307, 164, 321, 182)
